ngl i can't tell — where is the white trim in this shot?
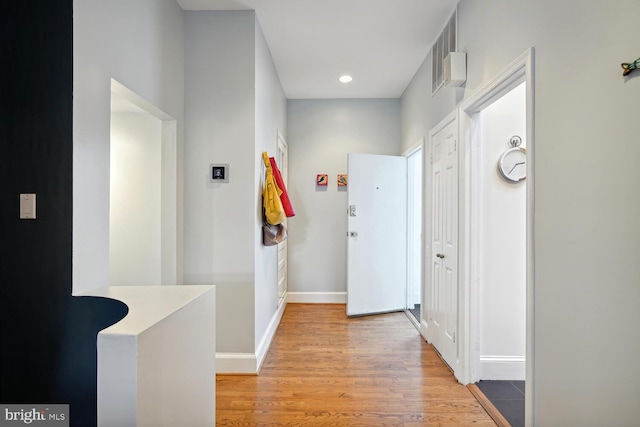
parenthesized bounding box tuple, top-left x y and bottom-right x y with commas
(256, 298, 287, 371)
(405, 141, 424, 319)
(479, 356, 526, 380)
(287, 292, 346, 304)
(403, 137, 424, 157)
(420, 318, 429, 343)
(215, 353, 257, 374)
(217, 299, 288, 375)
(458, 47, 535, 427)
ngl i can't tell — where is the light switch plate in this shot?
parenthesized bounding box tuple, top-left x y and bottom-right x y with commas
(20, 193, 36, 219)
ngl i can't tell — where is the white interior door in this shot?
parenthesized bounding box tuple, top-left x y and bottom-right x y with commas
(346, 153, 407, 317)
(428, 118, 458, 369)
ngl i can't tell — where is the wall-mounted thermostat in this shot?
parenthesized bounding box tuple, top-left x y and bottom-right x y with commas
(210, 164, 229, 183)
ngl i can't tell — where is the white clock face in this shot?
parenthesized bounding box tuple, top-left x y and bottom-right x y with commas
(498, 147, 526, 182)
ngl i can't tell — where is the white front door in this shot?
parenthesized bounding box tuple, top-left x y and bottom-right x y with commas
(346, 153, 407, 316)
(428, 117, 458, 369)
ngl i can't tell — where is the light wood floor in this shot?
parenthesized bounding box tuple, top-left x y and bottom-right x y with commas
(216, 304, 496, 426)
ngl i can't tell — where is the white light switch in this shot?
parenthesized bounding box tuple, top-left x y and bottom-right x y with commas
(20, 193, 36, 219)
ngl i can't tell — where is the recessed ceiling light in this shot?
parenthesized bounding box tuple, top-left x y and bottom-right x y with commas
(339, 75, 353, 83)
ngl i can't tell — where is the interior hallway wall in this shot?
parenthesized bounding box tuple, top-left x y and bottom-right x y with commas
(287, 99, 401, 299)
(254, 17, 287, 351)
(400, 50, 458, 310)
(402, 0, 640, 424)
(184, 10, 257, 354)
(2, 3, 130, 425)
(73, 0, 185, 294)
(185, 11, 287, 362)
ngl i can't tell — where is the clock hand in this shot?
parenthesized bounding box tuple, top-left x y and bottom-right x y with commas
(508, 161, 525, 175)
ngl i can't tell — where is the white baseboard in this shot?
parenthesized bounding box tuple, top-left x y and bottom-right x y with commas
(479, 355, 526, 380)
(420, 319, 429, 343)
(255, 300, 287, 372)
(286, 292, 346, 304)
(216, 352, 258, 374)
(217, 300, 288, 375)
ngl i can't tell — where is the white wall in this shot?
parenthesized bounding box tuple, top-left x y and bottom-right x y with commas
(287, 99, 401, 297)
(402, 1, 640, 425)
(400, 51, 457, 153)
(254, 18, 287, 350)
(184, 12, 287, 364)
(109, 112, 163, 286)
(478, 82, 526, 379)
(73, 0, 185, 294)
(183, 11, 256, 287)
(184, 11, 256, 354)
(400, 52, 458, 314)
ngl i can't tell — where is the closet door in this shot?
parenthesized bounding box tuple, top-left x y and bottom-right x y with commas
(429, 116, 458, 370)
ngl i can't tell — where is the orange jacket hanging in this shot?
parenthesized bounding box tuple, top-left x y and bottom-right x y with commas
(269, 157, 295, 218)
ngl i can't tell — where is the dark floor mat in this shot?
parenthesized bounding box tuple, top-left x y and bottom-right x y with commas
(476, 380, 525, 427)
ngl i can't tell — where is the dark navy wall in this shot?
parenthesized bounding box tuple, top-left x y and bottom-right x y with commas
(0, 2, 128, 426)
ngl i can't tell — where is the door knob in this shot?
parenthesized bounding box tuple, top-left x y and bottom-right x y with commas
(436, 253, 445, 259)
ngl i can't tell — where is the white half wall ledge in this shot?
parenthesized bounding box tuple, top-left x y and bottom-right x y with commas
(88, 285, 216, 427)
(287, 292, 347, 304)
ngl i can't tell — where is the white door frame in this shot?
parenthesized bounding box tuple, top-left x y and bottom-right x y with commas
(458, 48, 535, 426)
(276, 131, 288, 307)
(403, 139, 424, 327)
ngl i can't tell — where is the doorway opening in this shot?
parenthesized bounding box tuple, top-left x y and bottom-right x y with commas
(405, 143, 423, 327)
(109, 79, 180, 286)
(459, 48, 535, 426)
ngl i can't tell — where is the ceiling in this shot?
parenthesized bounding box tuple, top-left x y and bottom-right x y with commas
(177, 0, 459, 99)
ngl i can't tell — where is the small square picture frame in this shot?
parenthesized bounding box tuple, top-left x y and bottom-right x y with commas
(210, 164, 229, 183)
(337, 174, 348, 187)
(316, 174, 328, 186)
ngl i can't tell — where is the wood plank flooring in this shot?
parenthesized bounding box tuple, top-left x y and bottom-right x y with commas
(217, 304, 496, 426)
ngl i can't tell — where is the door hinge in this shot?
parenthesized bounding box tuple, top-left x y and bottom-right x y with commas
(452, 331, 456, 343)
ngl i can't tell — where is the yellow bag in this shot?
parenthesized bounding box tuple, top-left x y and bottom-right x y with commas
(262, 152, 286, 225)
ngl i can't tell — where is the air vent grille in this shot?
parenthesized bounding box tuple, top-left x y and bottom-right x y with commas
(432, 9, 457, 95)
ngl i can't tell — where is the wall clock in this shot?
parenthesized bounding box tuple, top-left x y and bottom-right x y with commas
(497, 136, 526, 183)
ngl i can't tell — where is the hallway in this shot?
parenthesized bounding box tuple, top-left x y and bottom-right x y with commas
(216, 304, 496, 426)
